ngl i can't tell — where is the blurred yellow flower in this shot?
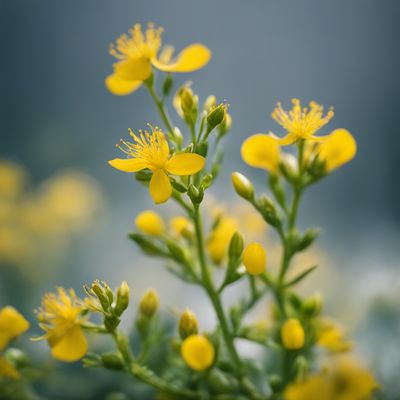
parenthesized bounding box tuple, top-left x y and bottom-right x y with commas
(135, 210, 165, 236)
(0, 306, 30, 379)
(317, 129, 357, 172)
(181, 334, 215, 371)
(35, 288, 88, 362)
(243, 243, 266, 275)
(281, 318, 305, 350)
(317, 319, 352, 353)
(271, 99, 334, 145)
(0, 161, 26, 199)
(284, 357, 378, 400)
(170, 216, 193, 237)
(206, 215, 238, 264)
(109, 128, 205, 204)
(105, 23, 211, 95)
(241, 134, 280, 173)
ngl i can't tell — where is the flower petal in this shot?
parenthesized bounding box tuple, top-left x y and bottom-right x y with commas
(114, 58, 152, 81)
(166, 153, 205, 176)
(149, 169, 172, 204)
(272, 132, 298, 146)
(241, 134, 280, 172)
(0, 307, 30, 351)
(108, 158, 149, 173)
(153, 44, 211, 73)
(105, 74, 142, 96)
(50, 326, 88, 362)
(317, 129, 357, 171)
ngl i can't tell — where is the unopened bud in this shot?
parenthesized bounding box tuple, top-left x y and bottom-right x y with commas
(228, 232, 244, 260)
(207, 104, 227, 129)
(173, 127, 183, 148)
(91, 281, 111, 311)
(139, 289, 159, 318)
(166, 239, 187, 263)
(114, 281, 130, 316)
(101, 352, 125, 370)
(188, 184, 204, 204)
(296, 228, 320, 252)
(162, 73, 173, 97)
(279, 153, 298, 181)
(179, 309, 199, 339)
(302, 293, 323, 317)
(218, 113, 232, 137)
(269, 374, 282, 393)
(231, 172, 254, 201)
(180, 88, 195, 112)
(203, 95, 217, 112)
(281, 318, 305, 350)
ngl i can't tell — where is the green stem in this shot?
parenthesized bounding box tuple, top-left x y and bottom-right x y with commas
(145, 80, 176, 141)
(192, 206, 242, 369)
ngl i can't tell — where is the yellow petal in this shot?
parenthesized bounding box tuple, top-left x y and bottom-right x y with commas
(317, 129, 357, 171)
(114, 58, 152, 81)
(275, 133, 298, 146)
(0, 356, 20, 379)
(105, 74, 142, 96)
(108, 158, 149, 173)
(241, 134, 280, 172)
(50, 326, 88, 362)
(153, 44, 211, 73)
(0, 307, 30, 350)
(166, 153, 205, 176)
(149, 169, 172, 204)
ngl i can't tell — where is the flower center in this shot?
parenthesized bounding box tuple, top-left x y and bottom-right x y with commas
(117, 128, 169, 170)
(109, 23, 163, 61)
(272, 99, 334, 139)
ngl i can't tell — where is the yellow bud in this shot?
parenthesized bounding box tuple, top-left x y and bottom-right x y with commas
(203, 95, 217, 112)
(135, 211, 165, 237)
(317, 129, 357, 172)
(281, 318, 305, 350)
(170, 216, 193, 237)
(114, 281, 130, 316)
(242, 243, 266, 275)
(179, 309, 199, 339)
(180, 88, 195, 113)
(231, 172, 254, 200)
(139, 289, 159, 318)
(181, 335, 215, 371)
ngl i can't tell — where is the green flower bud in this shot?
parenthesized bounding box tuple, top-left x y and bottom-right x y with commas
(207, 104, 227, 129)
(166, 239, 187, 263)
(269, 374, 282, 393)
(301, 293, 323, 317)
(188, 184, 204, 204)
(101, 352, 125, 370)
(162, 73, 173, 97)
(218, 113, 232, 137)
(139, 289, 159, 318)
(179, 309, 199, 339)
(180, 87, 195, 112)
(228, 232, 244, 260)
(231, 172, 254, 201)
(91, 281, 111, 311)
(296, 228, 320, 252)
(114, 281, 130, 316)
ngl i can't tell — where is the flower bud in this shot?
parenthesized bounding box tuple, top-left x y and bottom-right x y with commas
(207, 104, 227, 129)
(139, 289, 159, 318)
(269, 374, 282, 393)
(179, 309, 199, 339)
(181, 335, 215, 371)
(162, 73, 173, 97)
(129, 233, 166, 256)
(218, 113, 232, 137)
(180, 87, 195, 113)
(166, 239, 187, 263)
(243, 243, 266, 276)
(203, 95, 217, 112)
(173, 127, 183, 148)
(114, 281, 130, 316)
(228, 232, 244, 260)
(188, 184, 204, 204)
(170, 216, 193, 237)
(91, 281, 111, 311)
(135, 211, 165, 237)
(101, 352, 125, 370)
(281, 318, 305, 350)
(231, 172, 254, 201)
(296, 228, 320, 252)
(301, 293, 323, 317)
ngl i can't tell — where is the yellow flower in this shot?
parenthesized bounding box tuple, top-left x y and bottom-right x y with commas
(242, 243, 266, 275)
(109, 128, 205, 204)
(0, 307, 30, 380)
(181, 334, 215, 371)
(281, 318, 305, 350)
(206, 215, 238, 264)
(317, 319, 352, 353)
(317, 129, 357, 172)
(284, 357, 378, 400)
(170, 216, 193, 237)
(135, 210, 165, 236)
(35, 288, 88, 362)
(105, 23, 211, 96)
(271, 99, 334, 145)
(241, 134, 280, 173)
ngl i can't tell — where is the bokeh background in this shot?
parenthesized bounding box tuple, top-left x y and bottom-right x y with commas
(1, 0, 400, 399)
